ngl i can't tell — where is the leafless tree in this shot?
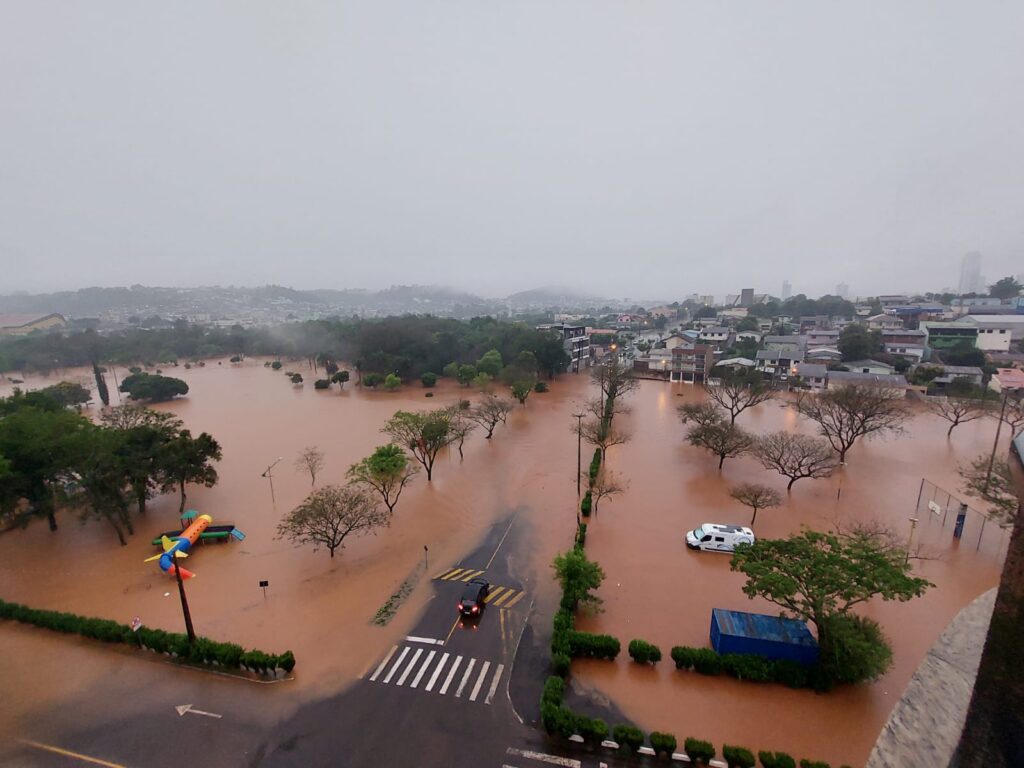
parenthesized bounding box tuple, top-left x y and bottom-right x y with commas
(677, 402, 724, 428)
(583, 396, 631, 422)
(729, 483, 782, 526)
(577, 417, 631, 461)
(591, 470, 627, 513)
(685, 420, 755, 469)
(755, 431, 840, 490)
(927, 396, 994, 438)
(295, 446, 325, 486)
(447, 409, 476, 460)
(276, 484, 388, 559)
(466, 395, 515, 438)
(794, 384, 909, 462)
(706, 370, 775, 424)
(999, 396, 1024, 434)
(591, 360, 639, 402)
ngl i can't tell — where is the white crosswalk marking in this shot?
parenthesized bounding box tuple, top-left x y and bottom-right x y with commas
(367, 644, 503, 706)
(505, 748, 581, 767)
(382, 646, 409, 684)
(396, 647, 422, 686)
(425, 652, 449, 692)
(468, 660, 490, 702)
(454, 658, 476, 698)
(484, 663, 504, 705)
(368, 645, 397, 682)
(409, 650, 436, 689)
(439, 655, 463, 695)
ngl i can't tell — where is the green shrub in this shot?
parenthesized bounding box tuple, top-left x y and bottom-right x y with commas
(277, 650, 296, 673)
(271, 361, 283, 370)
(691, 648, 723, 675)
(534, 381, 548, 393)
(420, 372, 438, 387)
(628, 639, 662, 665)
(685, 737, 716, 764)
(575, 523, 587, 548)
(723, 744, 756, 768)
(799, 761, 831, 768)
(568, 631, 620, 660)
(721, 653, 772, 682)
(314, 379, 331, 389)
(542, 675, 565, 708)
(758, 752, 797, 768)
(649, 731, 677, 756)
(671, 645, 697, 669)
(580, 491, 592, 517)
(577, 717, 608, 745)
(612, 724, 644, 753)
(551, 652, 571, 678)
(772, 660, 809, 688)
(229, 355, 242, 363)
(541, 701, 569, 735)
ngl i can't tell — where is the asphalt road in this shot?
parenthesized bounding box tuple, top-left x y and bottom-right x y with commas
(2, 513, 631, 768)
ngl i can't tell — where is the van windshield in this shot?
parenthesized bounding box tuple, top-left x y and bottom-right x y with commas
(692, 526, 704, 538)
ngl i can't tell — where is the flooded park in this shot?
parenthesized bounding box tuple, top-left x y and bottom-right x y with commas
(0, 359, 1009, 765)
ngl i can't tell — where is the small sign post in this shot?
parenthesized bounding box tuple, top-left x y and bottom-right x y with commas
(259, 580, 269, 599)
(130, 616, 142, 632)
(423, 545, 428, 570)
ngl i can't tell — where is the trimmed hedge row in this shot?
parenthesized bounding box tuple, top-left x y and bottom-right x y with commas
(685, 738, 716, 763)
(568, 630, 620, 660)
(723, 744, 756, 768)
(0, 598, 295, 674)
(670, 645, 811, 688)
(650, 731, 677, 756)
(580, 491, 592, 517)
(588, 448, 602, 486)
(612, 724, 644, 754)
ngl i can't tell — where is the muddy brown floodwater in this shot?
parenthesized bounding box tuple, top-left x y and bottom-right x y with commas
(573, 381, 1006, 767)
(0, 363, 1006, 766)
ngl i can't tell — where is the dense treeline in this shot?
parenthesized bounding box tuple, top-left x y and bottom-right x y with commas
(0, 390, 221, 543)
(0, 316, 570, 379)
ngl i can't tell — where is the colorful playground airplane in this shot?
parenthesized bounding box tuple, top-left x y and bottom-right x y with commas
(146, 511, 245, 579)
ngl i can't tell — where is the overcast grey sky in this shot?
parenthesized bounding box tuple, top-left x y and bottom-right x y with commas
(2, 1, 1022, 300)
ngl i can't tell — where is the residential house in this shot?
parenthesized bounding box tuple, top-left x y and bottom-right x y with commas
(866, 313, 905, 331)
(843, 359, 897, 376)
(698, 326, 734, 349)
(0, 313, 67, 336)
(735, 331, 762, 344)
(794, 362, 828, 391)
(536, 323, 591, 373)
(951, 297, 1004, 316)
(632, 349, 673, 378)
(881, 329, 928, 362)
(799, 315, 830, 333)
(878, 295, 910, 308)
(805, 329, 840, 347)
(671, 345, 716, 383)
(930, 366, 985, 388)
(763, 335, 807, 356)
(804, 347, 843, 364)
(989, 368, 1024, 395)
(826, 371, 908, 391)
(658, 333, 692, 351)
(920, 322, 979, 350)
(756, 348, 804, 379)
(718, 308, 749, 321)
(714, 357, 757, 373)
(647, 306, 678, 320)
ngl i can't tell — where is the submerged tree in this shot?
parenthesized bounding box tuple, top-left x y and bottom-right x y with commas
(467, 395, 514, 438)
(960, 455, 1020, 525)
(295, 446, 325, 487)
(755, 431, 839, 490)
(577, 417, 631, 461)
(100, 405, 183, 515)
(159, 430, 222, 516)
(729, 483, 782, 526)
(684, 415, 754, 469)
(347, 444, 419, 514)
(705, 369, 774, 424)
(794, 384, 908, 462)
(277, 484, 389, 559)
(590, 470, 627, 513)
(927, 390, 995, 438)
(553, 547, 605, 612)
(381, 408, 455, 481)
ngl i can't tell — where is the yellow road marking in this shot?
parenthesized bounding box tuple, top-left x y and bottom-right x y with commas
(441, 568, 465, 581)
(460, 570, 484, 582)
(443, 616, 461, 644)
(502, 591, 525, 609)
(433, 568, 459, 579)
(485, 514, 519, 569)
(18, 740, 126, 768)
(483, 586, 506, 604)
(492, 589, 516, 607)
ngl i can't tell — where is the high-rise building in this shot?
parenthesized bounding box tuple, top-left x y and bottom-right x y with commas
(740, 288, 754, 307)
(958, 252, 982, 294)
(781, 280, 792, 300)
(835, 283, 850, 299)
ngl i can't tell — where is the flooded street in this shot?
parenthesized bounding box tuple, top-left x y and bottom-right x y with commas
(0, 364, 1006, 766)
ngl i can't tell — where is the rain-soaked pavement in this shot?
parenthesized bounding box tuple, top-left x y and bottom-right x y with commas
(0, 360, 1007, 767)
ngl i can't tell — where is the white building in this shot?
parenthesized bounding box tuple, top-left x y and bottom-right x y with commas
(963, 315, 1023, 351)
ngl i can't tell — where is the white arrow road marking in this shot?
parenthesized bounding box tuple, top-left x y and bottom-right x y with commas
(505, 748, 580, 767)
(175, 704, 222, 719)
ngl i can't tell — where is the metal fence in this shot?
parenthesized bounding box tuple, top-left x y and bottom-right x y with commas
(914, 478, 1011, 557)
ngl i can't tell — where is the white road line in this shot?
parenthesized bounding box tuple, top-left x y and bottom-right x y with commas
(439, 655, 463, 695)
(396, 648, 423, 686)
(425, 652, 449, 692)
(468, 660, 490, 702)
(505, 748, 581, 768)
(484, 663, 504, 705)
(406, 636, 445, 646)
(454, 658, 476, 698)
(382, 646, 409, 684)
(409, 650, 436, 689)
(367, 645, 397, 682)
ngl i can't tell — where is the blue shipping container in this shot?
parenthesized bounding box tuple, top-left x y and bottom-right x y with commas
(710, 608, 818, 665)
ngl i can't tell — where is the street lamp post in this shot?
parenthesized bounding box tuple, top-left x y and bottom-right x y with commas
(573, 411, 585, 500)
(905, 517, 920, 565)
(262, 457, 284, 505)
(173, 555, 196, 644)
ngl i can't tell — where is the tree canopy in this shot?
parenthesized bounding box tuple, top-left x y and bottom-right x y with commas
(794, 385, 908, 462)
(347, 444, 419, 513)
(119, 372, 189, 402)
(381, 408, 455, 482)
(277, 484, 388, 559)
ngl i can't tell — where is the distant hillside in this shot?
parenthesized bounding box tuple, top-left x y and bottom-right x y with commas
(506, 286, 601, 308)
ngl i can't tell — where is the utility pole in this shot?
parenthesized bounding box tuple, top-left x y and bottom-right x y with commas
(905, 517, 920, 565)
(573, 411, 585, 499)
(173, 557, 196, 644)
(262, 456, 284, 505)
(983, 393, 1009, 495)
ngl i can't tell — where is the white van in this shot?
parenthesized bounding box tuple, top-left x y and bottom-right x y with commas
(685, 523, 755, 553)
